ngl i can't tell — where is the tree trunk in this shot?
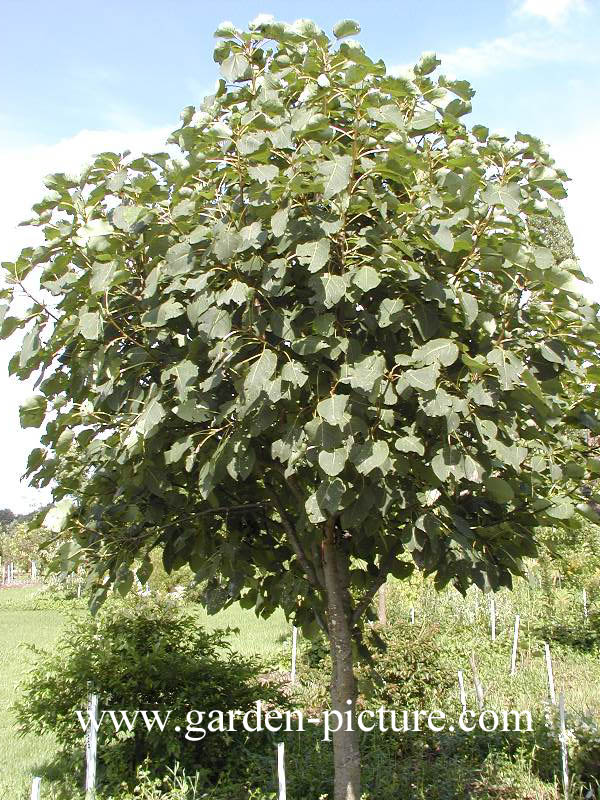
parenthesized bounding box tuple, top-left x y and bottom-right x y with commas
(377, 582, 387, 626)
(323, 528, 361, 800)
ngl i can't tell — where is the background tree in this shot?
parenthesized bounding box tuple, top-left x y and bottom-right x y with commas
(3, 17, 600, 800)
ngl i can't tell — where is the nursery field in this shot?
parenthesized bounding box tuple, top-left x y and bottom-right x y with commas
(2, 577, 600, 799)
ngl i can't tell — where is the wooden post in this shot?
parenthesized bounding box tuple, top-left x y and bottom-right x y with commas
(559, 692, 569, 798)
(277, 741, 286, 800)
(544, 642, 556, 705)
(490, 597, 496, 641)
(30, 777, 41, 800)
(457, 670, 467, 713)
(77, 581, 82, 599)
(510, 615, 520, 676)
(469, 651, 485, 711)
(410, 606, 415, 625)
(290, 626, 298, 685)
(85, 690, 98, 799)
(583, 588, 588, 623)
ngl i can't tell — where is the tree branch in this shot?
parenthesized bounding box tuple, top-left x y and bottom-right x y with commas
(264, 479, 323, 590)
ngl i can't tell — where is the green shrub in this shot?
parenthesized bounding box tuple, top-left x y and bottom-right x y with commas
(15, 595, 286, 793)
(357, 622, 455, 709)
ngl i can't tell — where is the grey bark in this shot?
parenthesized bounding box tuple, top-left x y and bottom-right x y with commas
(323, 527, 361, 800)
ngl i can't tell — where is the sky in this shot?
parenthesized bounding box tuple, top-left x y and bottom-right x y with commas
(0, 0, 599, 512)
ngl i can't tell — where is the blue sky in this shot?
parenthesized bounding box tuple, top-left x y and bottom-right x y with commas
(1, 0, 596, 146)
(1, 0, 599, 511)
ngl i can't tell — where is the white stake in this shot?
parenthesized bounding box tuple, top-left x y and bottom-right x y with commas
(490, 597, 496, 641)
(559, 692, 569, 798)
(583, 588, 588, 623)
(510, 614, 520, 676)
(544, 643, 556, 705)
(457, 669, 467, 713)
(290, 626, 298, 685)
(30, 777, 41, 800)
(277, 741, 286, 800)
(470, 651, 485, 711)
(85, 692, 98, 799)
(410, 606, 415, 625)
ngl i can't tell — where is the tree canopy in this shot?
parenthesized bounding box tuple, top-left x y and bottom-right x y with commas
(3, 16, 600, 799)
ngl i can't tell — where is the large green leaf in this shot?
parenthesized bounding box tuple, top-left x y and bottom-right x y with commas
(19, 395, 47, 428)
(352, 265, 381, 292)
(296, 239, 331, 272)
(395, 434, 425, 456)
(79, 311, 102, 341)
(171, 361, 198, 401)
(136, 397, 166, 437)
(353, 440, 389, 475)
(43, 499, 75, 533)
(431, 224, 454, 252)
(248, 164, 279, 183)
(486, 348, 524, 390)
(165, 243, 194, 276)
(244, 350, 278, 403)
(90, 261, 119, 294)
(546, 498, 574, 520)
(482, 183, 522, 215)
(318, 156, 353, 199)
(377, 297, 404, 327)
(281, 360, 308, 387)
(405, 365, 439, 392)
(333, 19, 361, 39)
(221, 53, 251, 82)
(317, 395, 349, 427)
(111, 205, 152, 233)
(486, 477, 515, 503)
(319, 447, 348, 476)
(313, 273, 348, 308)
(142, 300, 185, 328)
(413, 338, 459, 367)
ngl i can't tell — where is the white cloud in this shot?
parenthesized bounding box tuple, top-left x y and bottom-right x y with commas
(517, 0, 587, 25)
(550, 121, 600, 299)
(434, 30, 595, 77)
(0, 126, 171, 513)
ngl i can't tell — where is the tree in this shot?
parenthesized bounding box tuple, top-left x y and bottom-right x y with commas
(3, 16, 600, 799)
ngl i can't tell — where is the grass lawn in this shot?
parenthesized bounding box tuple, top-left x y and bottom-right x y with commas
(194, 600, 290, 658)
(0, 587, 67, 800)
(0, 586, 288, 799)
